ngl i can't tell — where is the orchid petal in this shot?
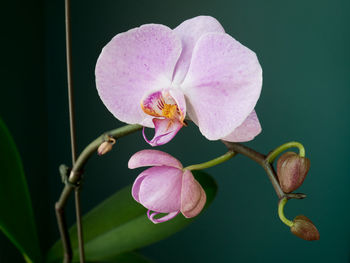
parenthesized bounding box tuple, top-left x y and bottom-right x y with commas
(128, 149, 183, 169)
(182, 32, 262, 140)
(173, 16, 225, 84)
(131, 168, 150, 203)
(139, 166, 182, 213)
(143, 118, 183, 147)
(222, 110, 262, 142)
(95, 24, 182, 125)
(147, 210, 180, 224)
(180, 170, 206, 218)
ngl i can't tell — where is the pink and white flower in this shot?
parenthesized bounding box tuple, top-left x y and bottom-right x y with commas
(96, 16, 262, 146)
(128, 150, 206, 223)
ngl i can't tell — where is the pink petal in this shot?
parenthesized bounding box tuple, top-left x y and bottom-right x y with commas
(222, 110, 262, 142)
(143, 118, 183, 147)
(147, 210, 180, 224)
(182, 33, 262, 140)
(180, 170, 206, 218)
(131, 168, 150, 203)
(128, 149, 183, 169)
(139, 166, 182, 213)
(95, 24, 182, 125)
(172, 16, 225, 84)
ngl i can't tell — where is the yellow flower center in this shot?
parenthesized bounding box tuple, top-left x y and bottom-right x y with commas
(161, 103, 179, 119)
(140, 90, 185, 125)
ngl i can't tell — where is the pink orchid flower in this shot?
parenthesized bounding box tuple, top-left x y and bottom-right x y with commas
(96, 16, 262, 146)
(128, 149, 206, 224)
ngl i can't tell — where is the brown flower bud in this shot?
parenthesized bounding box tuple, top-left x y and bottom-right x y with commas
(97, 138, 117, 156)
(97, 141, 113, 155)
(277, 152, 310, 193)
(291, 215, 320, 241)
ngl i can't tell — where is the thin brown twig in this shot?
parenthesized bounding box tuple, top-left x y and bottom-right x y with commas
(64, 0, 85, 261)
(65, 0, 76, 163)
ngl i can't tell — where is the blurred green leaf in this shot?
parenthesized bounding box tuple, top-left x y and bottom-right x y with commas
(88, 251, 153, 263)
(47, 171, 217, 262)
(0, 118, 41, 262)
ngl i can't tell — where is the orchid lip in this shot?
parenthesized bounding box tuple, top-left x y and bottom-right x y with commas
(147, 210, 180, 224)
(140, 90, 186, 146)
(141, 90, 185, 124)
(142, 118, 183, 146)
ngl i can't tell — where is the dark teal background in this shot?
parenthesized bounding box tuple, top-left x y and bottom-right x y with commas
(1, 0, 349, 262)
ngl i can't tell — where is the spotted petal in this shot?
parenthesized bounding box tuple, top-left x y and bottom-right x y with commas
(182, 32, 262, 140)
(138, 166, 182, 213)
(95, 24, 182, 125)
(222, 110, 262, 142)
(173, 16, 225, 84)
(128, 149, 183, 169)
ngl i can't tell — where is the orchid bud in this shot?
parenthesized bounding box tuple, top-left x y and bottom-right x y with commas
(97, 137, 116, 156)
(276, 152, 310, 193)
(291, 215, 320, 241)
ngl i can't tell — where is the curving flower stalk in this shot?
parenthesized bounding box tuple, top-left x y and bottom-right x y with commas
(96, 16, 263, 146)
(128, 150, 206, 223)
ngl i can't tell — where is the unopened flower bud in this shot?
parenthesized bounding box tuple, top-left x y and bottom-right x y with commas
(291, 215, 320, 241)
(97, 137, 116, 155)
(277, 152, 310, 193)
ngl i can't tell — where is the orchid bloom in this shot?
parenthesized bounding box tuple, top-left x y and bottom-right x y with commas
(96, 16, 262, 146)
(128, 150, 206, 223)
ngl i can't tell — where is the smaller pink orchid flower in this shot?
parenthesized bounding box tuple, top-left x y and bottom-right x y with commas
(128, 149, 206, 223)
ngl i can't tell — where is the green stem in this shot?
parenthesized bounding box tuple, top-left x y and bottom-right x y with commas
(184, 151, 236, 171)
(266, 141, 305, 164)
(68, 124, 142, 183)
(55, 124, 142, 262)
(278, 197, 294, 227)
